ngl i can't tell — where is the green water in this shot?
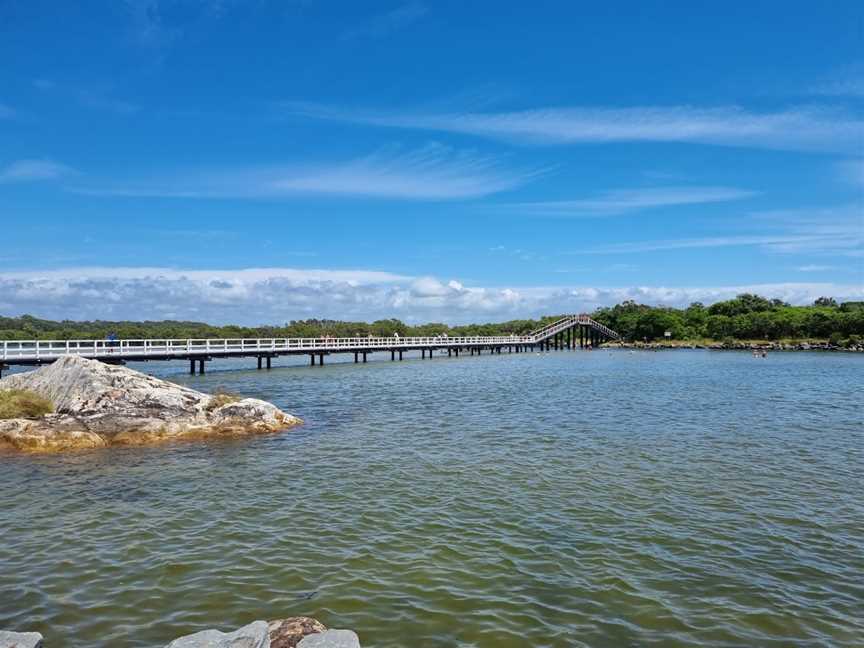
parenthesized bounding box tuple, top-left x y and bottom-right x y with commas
(1, 350, 862, 647)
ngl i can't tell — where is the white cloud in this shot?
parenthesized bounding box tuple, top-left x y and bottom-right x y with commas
(286, 102, 863, 153)
(0, 267, 861, 325)
(0, 160, 74, 184)
(73, 144, 536, 200)
(502, 186, 756, 217)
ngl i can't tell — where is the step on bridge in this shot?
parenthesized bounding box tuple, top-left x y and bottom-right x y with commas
(0, 315, 619, 376)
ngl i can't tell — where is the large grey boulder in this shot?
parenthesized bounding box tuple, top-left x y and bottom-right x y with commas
(0, 355, 301, 453)
(297, 630, 360, 648)
(165, 620, 270, 648)
(0, 631, 44, 648)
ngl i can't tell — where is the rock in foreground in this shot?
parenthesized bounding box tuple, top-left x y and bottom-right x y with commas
(0, 356, 301, 453)
(165, 621, 269, 648)
(0, 631, 44, 648)
(297, 630, 360, 648)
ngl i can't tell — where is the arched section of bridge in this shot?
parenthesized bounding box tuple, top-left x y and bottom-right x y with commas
(0, 315, 620, 376)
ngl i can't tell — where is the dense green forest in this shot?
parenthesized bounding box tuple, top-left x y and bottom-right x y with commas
(1, 294, 862, 345)
(592, 295, 864, 345)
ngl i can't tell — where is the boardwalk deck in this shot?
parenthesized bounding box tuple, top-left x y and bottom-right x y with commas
(0, 315, 619, 375)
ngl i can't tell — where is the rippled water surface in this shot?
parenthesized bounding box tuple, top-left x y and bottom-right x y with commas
(1, 350, 862, 647)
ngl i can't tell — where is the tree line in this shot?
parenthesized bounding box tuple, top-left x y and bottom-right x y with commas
(1, 294, 862, 344)
(591, 295, 864, 345)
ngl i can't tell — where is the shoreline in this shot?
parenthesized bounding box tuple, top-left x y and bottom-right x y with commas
(601, 340, 863, 352)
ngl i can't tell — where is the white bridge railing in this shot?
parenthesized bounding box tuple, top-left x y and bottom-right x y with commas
(0, 316, 618, 362)
(1, 335, 533, 362)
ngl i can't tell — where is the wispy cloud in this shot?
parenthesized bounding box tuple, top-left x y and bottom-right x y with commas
(1, 266, 861, 324)
(836, 159, 864, 187)
(811, 64, 864, 98)
(345, 1, 428, 39)
(34, 79, 139, 114)
(73, 144, 538, 200)
(500, 186, 756, 217)
(797, 265, 837, 272)
(578, 204, 863, 256)
(0, 160, 74, 184)
(286, 102, 864, 154)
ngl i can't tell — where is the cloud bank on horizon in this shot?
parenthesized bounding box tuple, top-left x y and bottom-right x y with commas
(2, 267, 862, 326)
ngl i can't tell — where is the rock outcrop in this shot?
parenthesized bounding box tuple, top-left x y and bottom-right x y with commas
(165, 621, 269, 648)
(0, 631, 44, 648)
(268, 618, 328, 648)
(0, 356, 301, 453)
(297, 630, 360, 648)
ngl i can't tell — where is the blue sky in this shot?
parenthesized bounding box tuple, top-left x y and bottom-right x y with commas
(1, 0, 862, 324)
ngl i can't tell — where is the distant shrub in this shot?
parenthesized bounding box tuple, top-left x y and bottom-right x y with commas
(0, 389, 54, 419)
(828, 332, 843, 347)
(205, 387, 241, 411)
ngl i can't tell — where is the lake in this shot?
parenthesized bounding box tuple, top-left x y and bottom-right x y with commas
(1, 350, 862, 647)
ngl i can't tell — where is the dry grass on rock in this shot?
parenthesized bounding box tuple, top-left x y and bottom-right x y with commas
(205, 387, 242, 411)
(0, 389, 55, 419)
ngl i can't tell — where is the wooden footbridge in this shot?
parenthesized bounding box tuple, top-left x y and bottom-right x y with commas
(0, 315, 619, 376)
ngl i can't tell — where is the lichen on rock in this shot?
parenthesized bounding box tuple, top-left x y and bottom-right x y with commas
(268, 617, 328, 648)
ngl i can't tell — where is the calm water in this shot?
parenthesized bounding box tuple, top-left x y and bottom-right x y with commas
(1, 350, 862, 647)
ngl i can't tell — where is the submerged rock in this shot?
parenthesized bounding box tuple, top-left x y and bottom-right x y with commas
(0, 356, 301, 453)
(164, 620, 269, 648)
(297, 630, 360, 648)
(268, 617, 328, 648)
(0, 631, 44, 648)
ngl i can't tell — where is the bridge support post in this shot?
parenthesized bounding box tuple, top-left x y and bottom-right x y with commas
(448, 348, 452, 357)
(189, 359, 196, 375)
(362, 352, 367, 363)
(257, 356, 263, 370)
(422, 349, 426, 359)
(310, 354, 316, 366)
(399, 350, 403, 361)
(391, 350, 395, 361)
(198, 359, 205, 374)
(266, 356, 272, 370)
(354, 352, 359, 363)
(319, 353, 325, 365)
